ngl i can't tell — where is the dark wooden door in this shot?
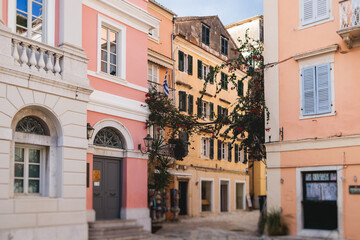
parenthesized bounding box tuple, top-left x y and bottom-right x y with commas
(220, 183, 228, 212)
(93, 157, 121, 220)
(178, 181, 188, 215)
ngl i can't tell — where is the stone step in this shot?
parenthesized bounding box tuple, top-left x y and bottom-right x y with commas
(89, 225, 144, 237)
(89, 230, 150, 240)
(89, 219, 138, 229)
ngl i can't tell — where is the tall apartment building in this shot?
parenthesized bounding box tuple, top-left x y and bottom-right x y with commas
(0, 0, 158, 238)
(172, 16, 250, 217)
(265, 0, 360, 239)
(226, 15, 266, 209)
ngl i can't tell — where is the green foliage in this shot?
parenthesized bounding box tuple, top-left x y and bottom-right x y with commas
(262, 209, 289, 236)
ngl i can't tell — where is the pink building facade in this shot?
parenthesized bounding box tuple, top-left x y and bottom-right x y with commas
(265, 0, 360, 239)
(0, 0, 158, 238)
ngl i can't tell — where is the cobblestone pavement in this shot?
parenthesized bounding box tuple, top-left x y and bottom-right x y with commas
(150, 210, 262, 240)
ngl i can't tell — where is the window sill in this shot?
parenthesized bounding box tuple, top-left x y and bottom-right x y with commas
(148, 35, 159, 44)
(299, 111, 336, 120)
(298, 17, 334, 31)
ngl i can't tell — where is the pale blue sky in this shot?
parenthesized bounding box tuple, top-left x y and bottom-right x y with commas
(154, 0, 263, 26)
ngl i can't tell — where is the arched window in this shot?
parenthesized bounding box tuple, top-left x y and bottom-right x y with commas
(15, 116, 49, 135)
(94, 127, 124, 149)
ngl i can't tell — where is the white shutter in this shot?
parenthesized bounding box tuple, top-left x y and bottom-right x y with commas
(302, 66, 316, 115)
(316, 0, 329, 21)
(302, 0, 315, 25)
(316, 63, 331, 114)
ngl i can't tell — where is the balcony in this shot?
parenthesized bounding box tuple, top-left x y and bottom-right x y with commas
(337, 0, 360, 48)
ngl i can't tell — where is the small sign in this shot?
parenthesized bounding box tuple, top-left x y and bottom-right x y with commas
(246, 195, 252, 208)
(349, 185, 360, 194)
(93, 170, 101, 182)
(94, 182, 100, 187)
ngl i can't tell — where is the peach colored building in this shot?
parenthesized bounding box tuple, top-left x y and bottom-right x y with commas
(265, 0, 360, 239)
(83, 0, 159, 233)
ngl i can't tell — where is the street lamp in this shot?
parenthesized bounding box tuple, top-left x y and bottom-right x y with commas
(138, 134, 153, 153)
(87, 123, 95, 139)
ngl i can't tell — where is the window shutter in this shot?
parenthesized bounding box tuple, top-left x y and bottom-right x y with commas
(198, 60, 203, 79)
(302, 0, 315, 25)
(235, 144, 239, 163)
(188, 94, 193, 114)
(209, 66, 214, 84)
(243, 148, 248, 164)
(302, 66, 316, 116)
(316, 63, 331, 114)
(316, 0, 329, 21)
(238, 80, 244, 97)
(218, 105, 222, 117)
(225, 74, 228, 90)
(197, 98, 203, 117)
(210, 139, 214, 159)
(179, 91, 187, 111)
(217, 140, 222, 160)
(202, 25, 206, 44)
(228, 143, 232, 162)
(178, 51, 184, 72)
(188, 55, 193, 75)
(210, 102, 214, 120)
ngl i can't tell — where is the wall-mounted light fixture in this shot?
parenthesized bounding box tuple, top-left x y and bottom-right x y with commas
(280, 178, 284, 184)
(354, 176, 357, 182)
(87, 123, 95, 140)
(138, 134, 153, 153)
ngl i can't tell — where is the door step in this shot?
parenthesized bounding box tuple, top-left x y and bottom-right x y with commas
(89, 219, 150, 240)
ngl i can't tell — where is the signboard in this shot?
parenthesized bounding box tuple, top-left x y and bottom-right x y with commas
(349, 185, 360, 194)
(93, 170, 101, 186)
(246, 195, 252, 208)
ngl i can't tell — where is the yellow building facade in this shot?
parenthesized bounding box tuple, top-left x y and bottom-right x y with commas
(171, 16, 250, 217)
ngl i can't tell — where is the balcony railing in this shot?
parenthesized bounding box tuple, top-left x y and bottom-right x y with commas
(338, 0, 360, 48)
(12, 35, 63, 77)
(340, 0, 360, 29)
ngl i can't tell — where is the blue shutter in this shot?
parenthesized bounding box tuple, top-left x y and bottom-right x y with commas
(316, 0, 329, 21)
(302, 0, 315, 25)
(316, 63, 331, 114)
(302, 66, 316, 116)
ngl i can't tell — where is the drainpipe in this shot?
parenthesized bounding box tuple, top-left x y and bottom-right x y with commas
(171, 17, 176, 102)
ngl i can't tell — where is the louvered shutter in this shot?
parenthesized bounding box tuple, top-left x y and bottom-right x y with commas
(179, 91, 187, 112)
(188, 55, 193, 75)
(238, 80, 244, 97)
(302, 0, 315, 25)
(197, 98, 203, 117)
(217, 140, 222, 160)
(210, 139, 214, 159)
(209, 66, 214, 84)
(210, 102, 214, 120)
(302, 66, 316, 116)
(198, 60, 203, 79)
(218, 105, 222, 117)
(316, 63, 331, 114)
(316, 0, 329, 21)
(188, 95, 193, 114)
(228, 143, 232, 162)
(243, 148, 248, 164)
(178, 51, 184, 72)
(235, 144, 239, 163)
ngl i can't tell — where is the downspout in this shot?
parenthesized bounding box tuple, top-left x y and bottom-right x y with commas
(172, 17, 176, 102)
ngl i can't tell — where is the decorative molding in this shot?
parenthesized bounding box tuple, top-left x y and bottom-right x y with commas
(148, 49, 174, 69)
(219, 98, 231, 104)
(87, 71, 148, 93)
(199, 90, 213, 98)
(265, 134, 360, 153)
(176, 81, 192, 89)
(293, 45, 338, 61)
(83, 0, 160, 34)
(88, 90, 149, 123)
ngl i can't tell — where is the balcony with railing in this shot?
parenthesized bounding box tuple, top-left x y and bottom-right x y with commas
(338, 0, 360, 48)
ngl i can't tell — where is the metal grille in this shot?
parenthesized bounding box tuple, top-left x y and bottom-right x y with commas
(94, 127, 123, 149)
(15, 116, 48, 135)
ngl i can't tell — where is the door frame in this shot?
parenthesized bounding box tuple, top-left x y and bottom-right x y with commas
(93, 155, 123, 220)
(219, 178, 230, 213)
(178, 180, 189, 216)
(296, 165, 343, 239)
(234, 180, 246, 210)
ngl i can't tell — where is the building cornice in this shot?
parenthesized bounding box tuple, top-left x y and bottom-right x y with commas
(148, 49, 174, 69)
(293, 44, 339, 61)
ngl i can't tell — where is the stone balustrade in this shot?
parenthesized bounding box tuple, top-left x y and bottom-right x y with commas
(12, 36, 63, 76)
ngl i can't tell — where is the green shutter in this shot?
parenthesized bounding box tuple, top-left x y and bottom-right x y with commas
(178, 51, 184, 72)
(217, 140, 221, 160)
(218, 105, 222, 117)
(235, 144, 239, 163)
(228, 143, 232, 162)
(198, 60, 203, 79)
(243, 148, 248, 164)
(210, 138, 214, 159)
(188, 55, 193, 75)
(179, 91, 186, 111)
(210, 102, 214, 120)
(197, 98, 203, 117)
(209, 66, 214, 84)
(238, 80, 244, 97)
(188, 95, 193, 114)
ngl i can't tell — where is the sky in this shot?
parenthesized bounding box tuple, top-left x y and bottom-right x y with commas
(154, 0, 263, 26)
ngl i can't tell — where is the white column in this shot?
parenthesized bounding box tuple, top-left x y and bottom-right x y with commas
(59, 0, 82, 48)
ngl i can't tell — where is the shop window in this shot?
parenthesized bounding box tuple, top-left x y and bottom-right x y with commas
(201, 180, 213, 212)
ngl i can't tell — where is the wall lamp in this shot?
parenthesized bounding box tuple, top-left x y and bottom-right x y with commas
(87, 123, 95, 140)
(138, 134, 153, 153)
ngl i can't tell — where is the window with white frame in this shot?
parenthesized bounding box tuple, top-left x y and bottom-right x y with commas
(178, 51, 193, 75)
(202, 64, 210, 81)
(217, 140, 228, 160)
(98, 16, 126, 79)
(148, 62, 159, 89)
(301, 0, 330, 26)
(148, 26, 159, 41)
(201, 138, 209, 158)
(301, 63, 332, 116)
(202, 101, 209, 119)
(234, 143, 243, 163)
(15, 0, 45, 42)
